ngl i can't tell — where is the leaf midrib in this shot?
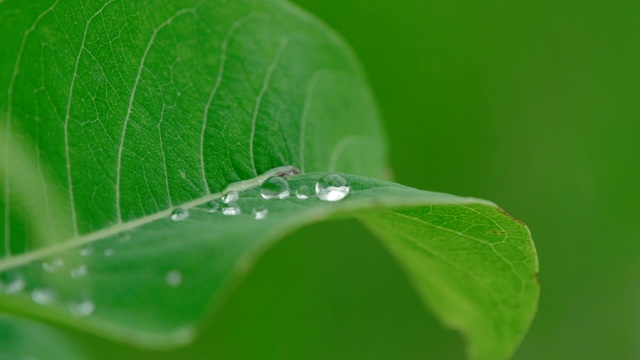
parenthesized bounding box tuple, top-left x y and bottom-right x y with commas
(0, 165, 299, 273)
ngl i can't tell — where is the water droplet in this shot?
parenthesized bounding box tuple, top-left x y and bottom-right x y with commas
(2, 274, 25, 294)
(79, 246, 92, 257)
(170, 207, 189, 221)
(206, 200, 219, 213)
(222, 202, 241, 216)
(260, 176, 290, 199)
(70, 265, 88, 279)
(42, 258, 64, 273)
(68, 299, 95, 317)
(166, 270, 182, 287)
(315, 174, 350, 202)
(104, 248, 114, 257)
(118, 232, 131, 243)
(222, 191, 239, 204)
(295, 185, 310, 200)
(31, 288, 55, 305)
(252, 207, 268, 220)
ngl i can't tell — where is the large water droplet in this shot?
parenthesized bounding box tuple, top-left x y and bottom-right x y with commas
(315, 174, 350, 202)
(222, 191, 239, 204)
(252, 207, 268, 220)
(260, 176, 290, 199)
(70, 265, 88, 279)
(166, 270, 182, 287)
(31, 288, 55, 305)
(222, 202, 241, 216)
(206, 200, 219, 213)
(68, 299, 95, 317)
(170, 207, 189, 221)
(295, 186, 310, 200)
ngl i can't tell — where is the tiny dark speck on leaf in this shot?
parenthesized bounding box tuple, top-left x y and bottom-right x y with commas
(498, 208, 527, 226)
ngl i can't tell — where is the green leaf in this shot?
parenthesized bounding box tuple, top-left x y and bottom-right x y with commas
(0, 0, 538, 359)
(0, 314, 86, 360)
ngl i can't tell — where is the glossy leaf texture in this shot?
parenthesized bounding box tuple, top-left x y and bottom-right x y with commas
(0, 1, 538, 359)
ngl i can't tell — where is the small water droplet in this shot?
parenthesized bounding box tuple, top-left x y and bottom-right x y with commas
(252, 207, 268, 220)
(2, 274, 25, 294)
(316, 174, 350, 202)
(118, 232, 131, 243)
(42, 258, 64, 273)
(68, 299, 95, 317)
(222, 191, 239, 204)
(104, 248, 114, 257)
(70, 265, 88, 279)
(166, 270, 182, 287)
(206, 200, 220, 213)
(170, 207, 189, 221)
(260, 176, 290, 199)
(79, 246, 92, 257)
(222, 202, 241, 216)
(295, 185, 310, 200)
(31, 288, 56, 305)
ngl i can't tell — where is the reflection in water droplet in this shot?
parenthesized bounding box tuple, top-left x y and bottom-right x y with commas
(104, 248, 114, 257)
(252, 207, 268, 220)
(222, 202, 241, 216)
(295, 186, 310, 200)
(206, 200, 219, 213)
(31, 288, 55, 305)
(70, 265, 88, 279)
(316, 174, 350, 202)
(260, 176, 290, 199)
(68, 300, 95, 317)
(222, 191, 239, 204)
(170, 207, 189, 221)
(166, 270, 182, 287)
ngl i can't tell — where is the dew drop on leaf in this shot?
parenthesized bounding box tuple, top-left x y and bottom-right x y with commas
(104, 248, 114, 257)
(222, 202, 241, 216)
(222, 191, 239, 204)
(252, 207, 268, 220)
(42, 258, 64, 273)
(315, 174, 350, 201)
(79, 246, 92, 257)
(31, 288, 56, 305)
(260, 176, 290, 199)
(170, 207, 189, 221)
(68, 299, 95, 317)
(165, 270, 182, 287)
(1, 273, 25, 294)
(295, 185, 310, 200)
(206, 200, 220, 213)
(69, 265, 88, 279)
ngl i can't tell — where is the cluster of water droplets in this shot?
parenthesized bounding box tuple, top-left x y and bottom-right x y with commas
(0, 169, 352, 328)
(0, 258, 96, 318)
(167, 172, 351, 223)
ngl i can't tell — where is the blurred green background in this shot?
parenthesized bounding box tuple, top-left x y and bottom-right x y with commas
(287, 0, 640, 358)
(10, 0, 639, 359)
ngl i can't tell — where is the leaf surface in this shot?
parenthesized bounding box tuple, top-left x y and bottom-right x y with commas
(0, 1, 538, 359)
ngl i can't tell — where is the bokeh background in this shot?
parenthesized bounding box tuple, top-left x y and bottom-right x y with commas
(285, 0, 640, 358)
